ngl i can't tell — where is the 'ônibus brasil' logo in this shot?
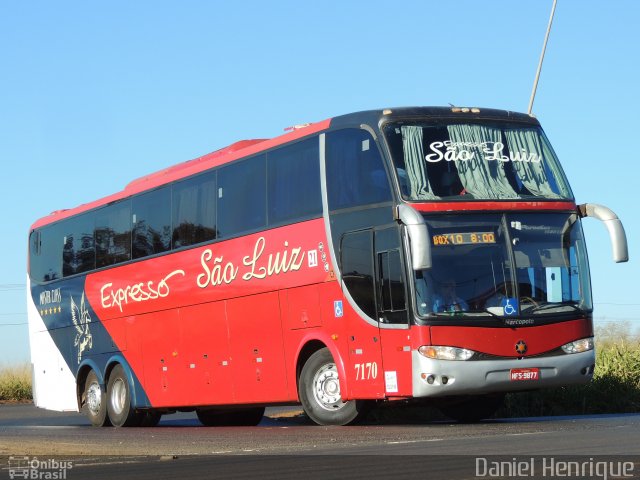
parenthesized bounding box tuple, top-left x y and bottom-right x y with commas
(71, 292, 93, 364)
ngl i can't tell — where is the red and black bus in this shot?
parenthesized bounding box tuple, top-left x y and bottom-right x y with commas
(27, 107, 628, 426)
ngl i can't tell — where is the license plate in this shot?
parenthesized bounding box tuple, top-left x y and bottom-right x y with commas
(510, 368, 540, 381)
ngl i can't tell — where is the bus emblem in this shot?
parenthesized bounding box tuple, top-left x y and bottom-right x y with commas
(515, 340, 528, 355)
(71, 292, 93, 364)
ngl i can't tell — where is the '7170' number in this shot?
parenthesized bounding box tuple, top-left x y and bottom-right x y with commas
(354, 362, 378, 381)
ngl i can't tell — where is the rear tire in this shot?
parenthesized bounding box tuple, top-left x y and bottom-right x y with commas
(298, 348, 368, 425)
(439, 394, 505, 423)
(82, 370, 110, 427)
(106, 364, 140, 427)
(197, 407, 265, 426)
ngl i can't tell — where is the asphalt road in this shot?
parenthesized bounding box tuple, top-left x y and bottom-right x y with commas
(1, 404, 639, 479)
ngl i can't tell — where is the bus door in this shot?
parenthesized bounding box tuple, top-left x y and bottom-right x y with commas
(374, 226, 413, 397)
(340, 229, 385, 398)
(340, 227, 412, 399)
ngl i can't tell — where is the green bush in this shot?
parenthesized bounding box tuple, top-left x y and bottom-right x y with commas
(500, 335, 640, 417)
(0, 363, 32, 402)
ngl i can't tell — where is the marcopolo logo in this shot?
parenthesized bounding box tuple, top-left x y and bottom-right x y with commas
(7, 456, 73, 480)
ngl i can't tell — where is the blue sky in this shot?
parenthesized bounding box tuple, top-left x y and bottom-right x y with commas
(1, 1, 638, 364)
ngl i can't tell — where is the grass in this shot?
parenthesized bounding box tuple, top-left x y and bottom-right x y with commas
(498, 322, 640, 417)
(0, 363, 32, 402)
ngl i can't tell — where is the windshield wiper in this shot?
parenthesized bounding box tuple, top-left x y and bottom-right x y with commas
(525, 301, 583, 314)
(470, 309, 503, 320)
(431, 309, 504, 320)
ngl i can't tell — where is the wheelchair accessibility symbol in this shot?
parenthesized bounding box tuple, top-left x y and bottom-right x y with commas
(501, 298, 519, 316)
(334, 300, 344, 318)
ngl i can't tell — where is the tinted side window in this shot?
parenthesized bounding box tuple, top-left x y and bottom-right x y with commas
(62, 214, 95, 276)
(326, 129, 392, 210)
(341, 230, 376, 319)
(132, 187, 171, 259)
(172, 173, 217, 248)
(218, 155, 266, 237)
(29, 231, 42, 282)
(95, 202, 131, 268)
(30, 226, 63, 283)
(267, 138, 321, 225)
(378, 249, 408, 324)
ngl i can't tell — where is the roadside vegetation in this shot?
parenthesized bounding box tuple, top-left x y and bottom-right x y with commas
(0, 362, 32, 402)
(498, 321, 640, 417)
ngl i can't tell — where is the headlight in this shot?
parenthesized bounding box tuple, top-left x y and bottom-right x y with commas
(561, 337, 594, 354)
(418, 345, 474, 361)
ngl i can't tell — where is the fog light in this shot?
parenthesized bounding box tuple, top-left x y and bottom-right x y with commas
(418, 345, 474, 361)
(561, 337, 594, 354)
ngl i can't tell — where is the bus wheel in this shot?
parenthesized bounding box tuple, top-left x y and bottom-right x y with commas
(299, 348, 368, 426)
(82, 370, 110, 427)
(438, 394, 505, 423)
(196, 407, 265, 426)
(106, 364, 140, 427)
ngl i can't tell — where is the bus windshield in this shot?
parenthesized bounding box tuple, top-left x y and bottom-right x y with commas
(415, 212, 592, 319)
(383, 121, 573, 201)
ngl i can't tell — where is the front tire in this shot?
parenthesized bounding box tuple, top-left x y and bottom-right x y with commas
(106, 364, 140, 427)
(298, 348, 368, 425)
(82, 370, 110, 427)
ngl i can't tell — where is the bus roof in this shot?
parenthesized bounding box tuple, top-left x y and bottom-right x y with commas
(30, 106, 539, 231)
(30, 118, 332, 231)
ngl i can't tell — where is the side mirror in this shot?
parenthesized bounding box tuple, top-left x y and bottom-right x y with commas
(578, 203, 629, 263)
(395, 204, 431, 270)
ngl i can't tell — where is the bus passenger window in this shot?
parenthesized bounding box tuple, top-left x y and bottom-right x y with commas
(172, 173, 217, 248)
(62, 214, 95, 276)
(267, 138, 321, 226)
(95, 201, 131, 268)
(132, 187, 171, 258)
(30, 226, 63, 283)
(217, 155, 266, 238)
(326, 129, 392, 211)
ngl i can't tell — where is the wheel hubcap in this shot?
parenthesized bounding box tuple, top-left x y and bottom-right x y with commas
(86, 382, 102, 416)
(313, 363, 346, 411)
(110, 378, 127, 415)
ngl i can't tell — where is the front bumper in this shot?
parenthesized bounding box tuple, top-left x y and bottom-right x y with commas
(412, 349, 595, 398)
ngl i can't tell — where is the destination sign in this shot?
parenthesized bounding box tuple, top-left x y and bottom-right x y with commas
(432, 232, 496, 246)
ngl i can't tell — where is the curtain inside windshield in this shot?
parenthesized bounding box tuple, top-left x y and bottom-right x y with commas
(386, 122, 572, 201)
